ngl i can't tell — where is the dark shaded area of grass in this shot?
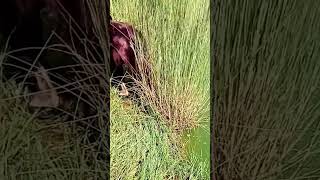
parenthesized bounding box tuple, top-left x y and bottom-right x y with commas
(0, 1, 110, 179)
(0, 81, 108, 179)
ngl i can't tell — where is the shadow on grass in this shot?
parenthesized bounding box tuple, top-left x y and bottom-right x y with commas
(0, 81, 108, 179)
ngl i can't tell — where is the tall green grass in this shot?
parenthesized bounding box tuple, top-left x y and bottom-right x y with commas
(111, 0, 210, 131)
(110, 0, 210, 178)
(213, 0, 320, 179)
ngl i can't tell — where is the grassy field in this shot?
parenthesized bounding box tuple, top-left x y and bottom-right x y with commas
(0, 81, 207, 179)
(110, 0, 210, 179)
(212, 0, 320, 179)
(0, 0, 210, 179)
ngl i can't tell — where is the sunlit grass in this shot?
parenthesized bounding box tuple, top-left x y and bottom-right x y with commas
(111, 0, 210, 131)
(110, 0, 210, 178)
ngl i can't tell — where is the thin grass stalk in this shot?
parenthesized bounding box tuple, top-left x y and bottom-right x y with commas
(213, 0, 320, 179)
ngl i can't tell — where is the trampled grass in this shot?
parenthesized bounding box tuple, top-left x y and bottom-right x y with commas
(0, 82, 208, 179)
(110, 88, 207, 179)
